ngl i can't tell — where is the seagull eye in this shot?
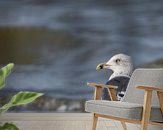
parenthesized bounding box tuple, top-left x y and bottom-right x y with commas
(115, 59, 121, 63)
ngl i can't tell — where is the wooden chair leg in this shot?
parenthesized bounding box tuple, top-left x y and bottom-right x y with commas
(157, 91, 163, 114)
(92, 113, 98, 130)
(121, 121, 127, 130)
(141, 90, 152, 130)
(108, 88, 118, 101)
(141, 120, 148, 130)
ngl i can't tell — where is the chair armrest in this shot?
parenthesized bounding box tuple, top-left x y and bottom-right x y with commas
(87, 82, 118, 89)
(137, 86, 163, 92)
(137, 86, 163, 123)
(87, 82, 118, 101)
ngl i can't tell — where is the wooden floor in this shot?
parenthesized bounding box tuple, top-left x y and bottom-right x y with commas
(0, 113, 130, 130)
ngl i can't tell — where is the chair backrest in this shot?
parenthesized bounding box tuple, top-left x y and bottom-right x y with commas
(123, 68, 163, 107)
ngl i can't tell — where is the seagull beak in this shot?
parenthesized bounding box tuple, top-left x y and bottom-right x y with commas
(96, 63, 110, 70)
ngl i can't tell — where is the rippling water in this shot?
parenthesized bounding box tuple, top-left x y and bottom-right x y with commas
(0, 0, 163, 100)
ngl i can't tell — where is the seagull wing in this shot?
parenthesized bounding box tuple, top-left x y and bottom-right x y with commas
(103, 76, 130, 100)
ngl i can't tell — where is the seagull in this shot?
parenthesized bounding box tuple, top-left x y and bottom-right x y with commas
(96, 53, 133, 100)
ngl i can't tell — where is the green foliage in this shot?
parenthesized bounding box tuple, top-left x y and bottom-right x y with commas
(0, 123, 19, 130)
(11, 91, 43, 106)
(0, 91, 43, 113)
(0, 63, 14, 89)
(0, 64, 44, 130)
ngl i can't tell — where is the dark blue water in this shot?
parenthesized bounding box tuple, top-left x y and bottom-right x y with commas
(0, 0, 163, 100)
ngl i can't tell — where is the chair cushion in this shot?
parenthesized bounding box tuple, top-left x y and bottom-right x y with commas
(85, 100, 163, 122)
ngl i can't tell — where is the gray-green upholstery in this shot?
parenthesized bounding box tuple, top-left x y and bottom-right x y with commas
(85, 100, 163, 122)
(85, 69, 163, 123)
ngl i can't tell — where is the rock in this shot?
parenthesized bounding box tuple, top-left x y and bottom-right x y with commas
(67, 101, 81, 111)
(57, 105, 67, 112)
(0, 93, 86, 112)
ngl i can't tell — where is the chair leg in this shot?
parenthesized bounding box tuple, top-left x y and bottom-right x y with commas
(141, 90, 152, 130)
(121, 121, 127, 130)
(141, 123, 148, 130)
(92, 113, 98, 130)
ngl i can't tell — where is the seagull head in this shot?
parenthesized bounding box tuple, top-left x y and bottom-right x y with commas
(96, 54, 133, 78)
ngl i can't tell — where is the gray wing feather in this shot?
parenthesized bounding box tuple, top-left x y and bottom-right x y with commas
(103, 76, 130, 100)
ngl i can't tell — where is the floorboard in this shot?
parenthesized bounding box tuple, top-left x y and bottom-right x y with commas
(0, 113, 122, 130)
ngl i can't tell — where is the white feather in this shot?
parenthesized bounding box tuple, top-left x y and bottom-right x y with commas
(106, 54, 133, 80)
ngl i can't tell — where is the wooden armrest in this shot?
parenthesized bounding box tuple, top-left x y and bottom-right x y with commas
(137, 86, 163, 122)
(137, 86, 163, 92)
(87, 82, 118, 101)
(87, 82, 118, 89)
